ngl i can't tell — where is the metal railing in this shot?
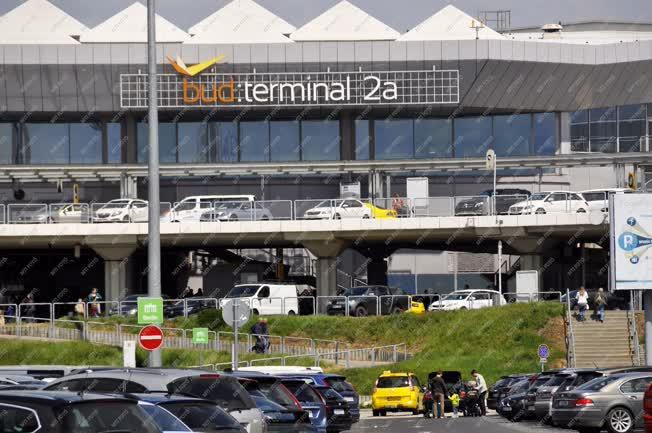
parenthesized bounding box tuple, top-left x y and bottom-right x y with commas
(0, 192, 621, 225)
(565, 289, 576, 368)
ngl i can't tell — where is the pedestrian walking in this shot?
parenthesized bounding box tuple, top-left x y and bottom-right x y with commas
(251, 318, 270, 353)
(594, 287, 607, 323)
(576, 286, 589, 322)
(86, 288, 102, 318)
(471, 369, 487, 416)
(429, 370, 448, 419)
(450, 391, 460, 418)
(23, 293, 36, 323)
(74, 298, 85, 317)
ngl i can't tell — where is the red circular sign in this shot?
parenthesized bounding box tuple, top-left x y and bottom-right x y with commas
(138, 325, 164, 351)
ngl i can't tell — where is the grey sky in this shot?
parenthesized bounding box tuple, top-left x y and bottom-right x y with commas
(1, 0, 652, 32)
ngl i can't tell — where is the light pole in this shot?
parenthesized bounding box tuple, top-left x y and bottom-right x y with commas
(147, 0, 162, 368)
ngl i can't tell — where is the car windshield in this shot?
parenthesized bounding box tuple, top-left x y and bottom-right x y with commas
(283, 381, 323, 404)
(140, 403, 191, 432)
(376, 377, 410, 388)
(101, 200, 130, 209)
(226, 285, 259, 298)
(529, 193, 548, 201)
(168, 376, 255, 411)
(324, 377, 354, 393)
(576, 375, 621, 391)
(343, 287, 371, 296)
(161, 401, 241, 431)
(55, 401, 162, 433)
(582, 192, 607, 202)
(442, 292, 471, 301)
(218, 203, 245, 210)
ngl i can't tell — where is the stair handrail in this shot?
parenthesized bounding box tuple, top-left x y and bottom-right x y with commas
(627, 310, 641, 366)
(565, 288, 576, 368)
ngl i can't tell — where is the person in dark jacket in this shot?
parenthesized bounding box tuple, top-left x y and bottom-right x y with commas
(429, 371, 448, 419)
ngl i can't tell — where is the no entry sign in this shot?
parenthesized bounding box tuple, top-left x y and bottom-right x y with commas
(138, 325, 164, 351)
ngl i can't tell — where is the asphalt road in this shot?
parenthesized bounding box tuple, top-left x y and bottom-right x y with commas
(350, 411, 625, 433)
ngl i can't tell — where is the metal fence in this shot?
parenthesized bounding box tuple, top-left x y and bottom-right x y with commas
(0, 193, 614, 225)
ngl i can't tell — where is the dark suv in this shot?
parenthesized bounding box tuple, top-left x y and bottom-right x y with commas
(455, 189, 531, 216)
(327, 286, 409, 316)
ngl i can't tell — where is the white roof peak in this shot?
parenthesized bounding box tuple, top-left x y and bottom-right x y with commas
(189, 0, 296, 36)
(398, 4, 504, 41)
(290, 0, 400, 41)
(0, 0, 88, 36)
(80, 2, 190, 43)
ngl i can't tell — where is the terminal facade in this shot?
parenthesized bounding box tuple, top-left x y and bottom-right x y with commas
(0, 0, 651, 303)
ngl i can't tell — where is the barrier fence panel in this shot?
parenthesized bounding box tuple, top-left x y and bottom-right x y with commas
(87, 301, 119, 318)
(283, 297, 315, 315)
(250, 297, 284, 316)
(372, 197, 412, 218)
(54, 301, 87, 319)
(8, 203, 49, 224)
(347, 296, 379, 317)
(417, 197, 455, 217)
(378, 295, 411, 314)
(48, 203, 90, 223)
(503, 292, 532, 303)
(0, 204, 5, 224)
(493, 194, 529, 215)
(18, 303, 52, 324)
(52, 319, 85, 340)
(317, 296, 347, 316)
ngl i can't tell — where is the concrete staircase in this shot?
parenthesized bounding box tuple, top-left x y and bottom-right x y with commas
(572, 311, 637, 368)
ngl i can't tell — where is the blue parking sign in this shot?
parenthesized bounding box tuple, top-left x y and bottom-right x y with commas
(538, 344, 550, 359)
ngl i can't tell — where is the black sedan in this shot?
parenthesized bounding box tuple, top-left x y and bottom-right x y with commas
(455, 189, 530, 216)
(327, 286, 409, 316)
(312, 385, 354, 433)
(253, 395, 315, 433)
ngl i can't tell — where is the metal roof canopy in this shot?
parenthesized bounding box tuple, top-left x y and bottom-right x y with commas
(290, 0, 400, 42)
(0, 0, 88, 37)
(0, 153, 648, 183)
(398, 5, 504, 41)
(79, 2, 190, 43)
(188, 0, 296, 36)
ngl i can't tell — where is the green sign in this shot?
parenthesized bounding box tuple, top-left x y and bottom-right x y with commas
(137, 297, 164, 325)
(192, 327, 209, 344)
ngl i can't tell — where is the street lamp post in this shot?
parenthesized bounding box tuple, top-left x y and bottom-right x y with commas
(147, 0, 162, 368)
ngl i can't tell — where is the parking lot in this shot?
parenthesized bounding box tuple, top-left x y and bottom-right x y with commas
(352, 412, 635, 433)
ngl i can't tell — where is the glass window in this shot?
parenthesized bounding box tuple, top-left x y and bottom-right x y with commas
(107, 122, 123, 163)
(619, 104, 646, 121)
(137, 122, 177, 163)
(0, 123, 14, 164)
(178, 123, 208, 163)
(590, 107, 616, 122)
(570, 123, 589, 152)
(0, 404, 40, 433)
(209, 122, 238, 162)
(270, 121, 300, 162)
(492, 114, 531, 157)
(70, 123, 102, 163)
(301, 120, 340, 161)
(375, 119, 413, 160)
(570, 110, 588, 123)
(239, 121, 269, 162)
(534, 112, 556, 155)
(454, 116, 492, 157)
(589, 122, 617, 153)
(355, 119, 370, 160)
(23, 123, 69, 164)
(414, 118, 452, 158)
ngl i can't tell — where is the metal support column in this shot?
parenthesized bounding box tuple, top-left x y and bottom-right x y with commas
(645, 291, 652, 366)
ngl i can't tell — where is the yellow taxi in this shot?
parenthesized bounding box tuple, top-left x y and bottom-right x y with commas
(407, 300, 426, 314)
(371, 371, 424, 416)
(363, 203, 398, 219)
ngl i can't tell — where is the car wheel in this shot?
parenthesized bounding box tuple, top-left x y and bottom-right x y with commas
(362, 214, 370, 219)
(122, 215, 130, 222)
(333, 213, 342, 220)
(606, 407, 634, 433)
(380, 410, 387, 417)
(391, 306, 403, 315)
(412, 410, 420, 415)
(535, 208, 546, 214)
(287, 310, 296, 316)
(372, 410, 379, 417)
(261, 215, 269, 221)
(252, 309, 259, 316)
(355, 305, 368, 317)
(229, 215, 238, 221)
(577, 208, 587, 213)
(459, 307, 467, 310)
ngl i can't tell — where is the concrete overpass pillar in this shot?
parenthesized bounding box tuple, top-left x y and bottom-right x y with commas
(304, 240, 349, 297)
(90, 245, 138, 302)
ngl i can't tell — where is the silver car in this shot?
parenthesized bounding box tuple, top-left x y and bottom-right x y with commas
(200, 201, 273, 222)
(44, 368, 265, 433)
(551, 372, 652, 433)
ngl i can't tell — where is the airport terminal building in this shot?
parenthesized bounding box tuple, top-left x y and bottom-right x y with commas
(0, 0, 651, 302)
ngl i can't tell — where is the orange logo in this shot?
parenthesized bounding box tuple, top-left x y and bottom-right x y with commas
(167, 54, 225, 77)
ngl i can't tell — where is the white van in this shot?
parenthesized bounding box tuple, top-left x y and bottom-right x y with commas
(164, 195, 255, 222)
(221, 283, 299, 315)
(580, 188, 634, 213)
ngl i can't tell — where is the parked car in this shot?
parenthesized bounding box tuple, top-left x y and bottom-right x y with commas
(428, 289, 506, 311)
(303, 199, 372, 220)
(165, 195, 255, 222)
(497, 378, 533, 421)
(488, 374, 532, 410)
(311, 385, 354, 432)
(643, 382, 652, 433)
(18, 204, 89, 224)
(221, 283, 299, 315)
(199, 201, 274, 222)
(128, 393, 246, 433)
(455, 189, 530, 216)
(44, 369, 265, 433)
(327, 286, 408, 317)
(93, 198, 149, 222)
(109, 294, 171, 317)
(581, 188, 634, 213)
(508, 191, 589, 215)
(371, 371, 424, 416)
(552, 372, 652, 433)
(252, 394, 315, 433)
(163, 297, 214, 318)
(137, 400, 194, 432)
(279, 378, 334, 433)
(0, 390, 164, 433)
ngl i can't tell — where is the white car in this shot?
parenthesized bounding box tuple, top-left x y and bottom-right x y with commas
(302, 199, 372, 219)
(163, 195, 255, 222)
(92, 199, 149, 222)
(580, 188, 634, 212)
(508, 191, 588, 215)
(428, 289, 506, 311)
(220, 283, 300, 315)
